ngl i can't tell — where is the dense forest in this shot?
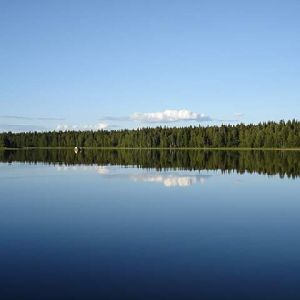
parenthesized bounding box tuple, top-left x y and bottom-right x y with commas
(1, 149, 300, 178)
(0, 120, 300, 149)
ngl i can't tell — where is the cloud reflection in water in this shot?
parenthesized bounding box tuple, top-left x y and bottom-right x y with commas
(57, 165, 211, 188)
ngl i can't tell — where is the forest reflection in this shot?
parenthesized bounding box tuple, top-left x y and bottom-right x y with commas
(1, 149, 300, 178)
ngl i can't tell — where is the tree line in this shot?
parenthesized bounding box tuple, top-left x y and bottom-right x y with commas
(1, 149, 300, 178)
(0, 120, 300, 149)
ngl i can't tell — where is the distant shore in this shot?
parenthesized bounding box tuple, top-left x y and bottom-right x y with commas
(2, 121, 299, 150)
(1, 147, 300, 151)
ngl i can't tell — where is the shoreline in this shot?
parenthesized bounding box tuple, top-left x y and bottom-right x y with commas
(1, 147, 300, 151)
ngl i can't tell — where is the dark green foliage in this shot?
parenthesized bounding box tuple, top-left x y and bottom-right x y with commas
(1, 149, 300, 178)
(0, 120, 299, 149)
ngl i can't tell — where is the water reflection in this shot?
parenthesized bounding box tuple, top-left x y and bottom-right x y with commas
(130, 174, 205, 187)
(56, 164, 210, 187)
(1, 152, 300, 299)
(1, 149, 300, 178)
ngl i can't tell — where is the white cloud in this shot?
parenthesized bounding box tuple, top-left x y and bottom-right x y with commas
(130, 109, 211, 123)
(0, 115, 64, 121)
(0, 124, 48, 132)
(56, 124, 69, 131)
(56, 122, 108, 131)
(95, 123, 109, 130)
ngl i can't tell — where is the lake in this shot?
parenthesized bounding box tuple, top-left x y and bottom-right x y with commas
(1, 149, 300, 299)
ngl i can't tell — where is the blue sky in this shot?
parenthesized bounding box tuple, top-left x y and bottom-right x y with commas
(1, 0, 299, 131)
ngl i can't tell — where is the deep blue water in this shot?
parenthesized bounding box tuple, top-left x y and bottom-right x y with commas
(1, 160, 300, 299)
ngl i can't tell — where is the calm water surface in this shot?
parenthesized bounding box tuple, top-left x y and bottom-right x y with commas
(0, 150, 300, 299)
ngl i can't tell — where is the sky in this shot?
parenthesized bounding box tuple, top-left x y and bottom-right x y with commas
(0, 0, 299, 132)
